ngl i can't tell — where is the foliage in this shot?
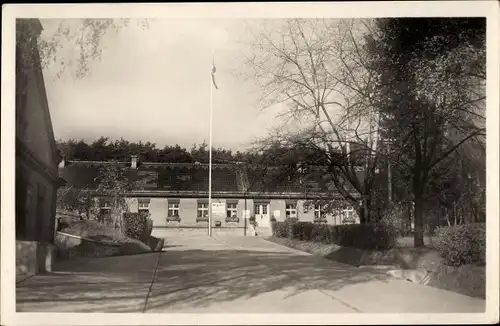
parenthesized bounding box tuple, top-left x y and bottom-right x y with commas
(292, 222, 316, 241)
(366, 18, 486, 247)
(272, 220, 397, 250)
(58, 219, 127, 242)
(57, 137, 261, 164)
(168, 215, 182, 222)
(17, 18, 149, 80)
(434, 223, 485, 267)
(272, 221, 289, 238)
(378, 203, 410, 238)
(225, 216, 240, 223)
(93, 162, 147, 232)
(123, 212, 147, 241)
(141, 215, 154, 242)
(56, 186, 92, 215)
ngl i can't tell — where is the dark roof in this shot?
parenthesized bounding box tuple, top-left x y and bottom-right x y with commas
(59, 160, 365, 199)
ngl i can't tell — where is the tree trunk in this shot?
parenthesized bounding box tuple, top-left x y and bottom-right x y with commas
(363, 197, 370, 223)
(358, 204, 366, 224)
(413, 194, 425, 247)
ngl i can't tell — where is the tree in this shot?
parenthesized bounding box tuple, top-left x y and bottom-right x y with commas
(56, 185, 92, 218)
(367, 18, 486, 246)
(17, 18, 149, 80)
(239, 18, 382, 223)
(93, 162, 147, 232)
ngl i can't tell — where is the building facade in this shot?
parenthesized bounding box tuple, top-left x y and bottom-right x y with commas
(59, 155, 363, 233)
(16, 19, 64, 279)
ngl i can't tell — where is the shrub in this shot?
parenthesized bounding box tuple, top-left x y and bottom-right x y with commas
(379, 203, 410, 237)
(225, 216, 240, 223)
(333, 223, 397, 250)
(140, 217, 154, 243)
(272, 221, 289, 238)
(434, 223, 485, 267)
(292, 222, 315, 241)
(272, 219, 397, 250)
(311, 224, 334, 244)
(59, 219, 125, 241)
(123, 212, 147, 241)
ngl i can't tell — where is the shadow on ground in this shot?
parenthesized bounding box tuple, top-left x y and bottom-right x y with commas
(17, 246, 393, 313)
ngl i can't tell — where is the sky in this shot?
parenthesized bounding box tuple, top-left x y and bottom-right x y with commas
(40, 19, 283, 152)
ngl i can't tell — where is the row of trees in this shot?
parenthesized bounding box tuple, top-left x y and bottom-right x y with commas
(56, 138, 277, 164)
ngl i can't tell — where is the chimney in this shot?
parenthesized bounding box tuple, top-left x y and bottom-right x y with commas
(131, 155, 138, 169)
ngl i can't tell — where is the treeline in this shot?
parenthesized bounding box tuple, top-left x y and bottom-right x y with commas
(56, 137, 331, 165)
(57, 137, 251, 163)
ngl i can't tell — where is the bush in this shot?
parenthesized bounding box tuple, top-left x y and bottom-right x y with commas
(140, 217, 154, 242)
(272, 221, 289, 238)
(59, 219, 126, 242)
(272, 219, 397, 250)
(434, 223, 485, 267)
(325, 223, 396, 250)
(379, 203, 411, 236)
(123, 212, 147, 241)
(292, 222, 315, 241)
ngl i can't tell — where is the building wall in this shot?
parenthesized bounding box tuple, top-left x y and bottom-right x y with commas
(17, 161, 57, 242)
(121, 196, 360, 229)
(16, 20, 60, 279)
(21, 67, 55, 169)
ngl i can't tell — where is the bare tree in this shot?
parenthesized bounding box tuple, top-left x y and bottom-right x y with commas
(238, 18, 382, 223)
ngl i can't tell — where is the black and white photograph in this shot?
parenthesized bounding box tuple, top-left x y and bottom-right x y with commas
(1, 2, 499, 325)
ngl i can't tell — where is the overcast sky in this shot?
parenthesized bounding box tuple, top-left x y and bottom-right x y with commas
(41, 19, 283, 151)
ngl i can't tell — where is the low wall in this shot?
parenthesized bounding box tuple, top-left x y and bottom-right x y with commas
(16, 240, 56, 283)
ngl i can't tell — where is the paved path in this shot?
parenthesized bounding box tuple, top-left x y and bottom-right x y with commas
(16, 234, 486, 313)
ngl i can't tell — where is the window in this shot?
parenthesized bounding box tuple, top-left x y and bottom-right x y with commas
(285, 203, 297, 218)
(138, 198, 150, 214)
(100, 200, 111, 210)
(168, 202, 180, 217)
(342, 206, 355, 224)
(99, 198, 111, 223)
(197, 203, 209, 218)
(314, 204, 324, 219)
(227, 203, 238, 218)
(254, 203, 268, 216)
(138, 202, 149, 210)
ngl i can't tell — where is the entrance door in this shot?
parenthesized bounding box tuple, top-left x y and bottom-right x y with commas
(254, 203, 270, 228)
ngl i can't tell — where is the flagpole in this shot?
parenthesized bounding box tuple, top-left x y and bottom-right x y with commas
(208, 45, 214, 238)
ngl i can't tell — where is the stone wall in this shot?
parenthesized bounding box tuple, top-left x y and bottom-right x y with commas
(16, 240, 55, 282)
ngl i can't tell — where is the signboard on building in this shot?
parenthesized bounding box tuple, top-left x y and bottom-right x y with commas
(212, 202, 226, 217)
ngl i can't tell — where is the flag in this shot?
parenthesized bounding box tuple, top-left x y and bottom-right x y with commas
(211, 59, 219, 90)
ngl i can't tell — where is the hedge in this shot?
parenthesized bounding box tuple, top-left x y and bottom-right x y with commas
(123, 212, 147, 241)
(271, 220, 397, 250)
(434, 223, 486, 267)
